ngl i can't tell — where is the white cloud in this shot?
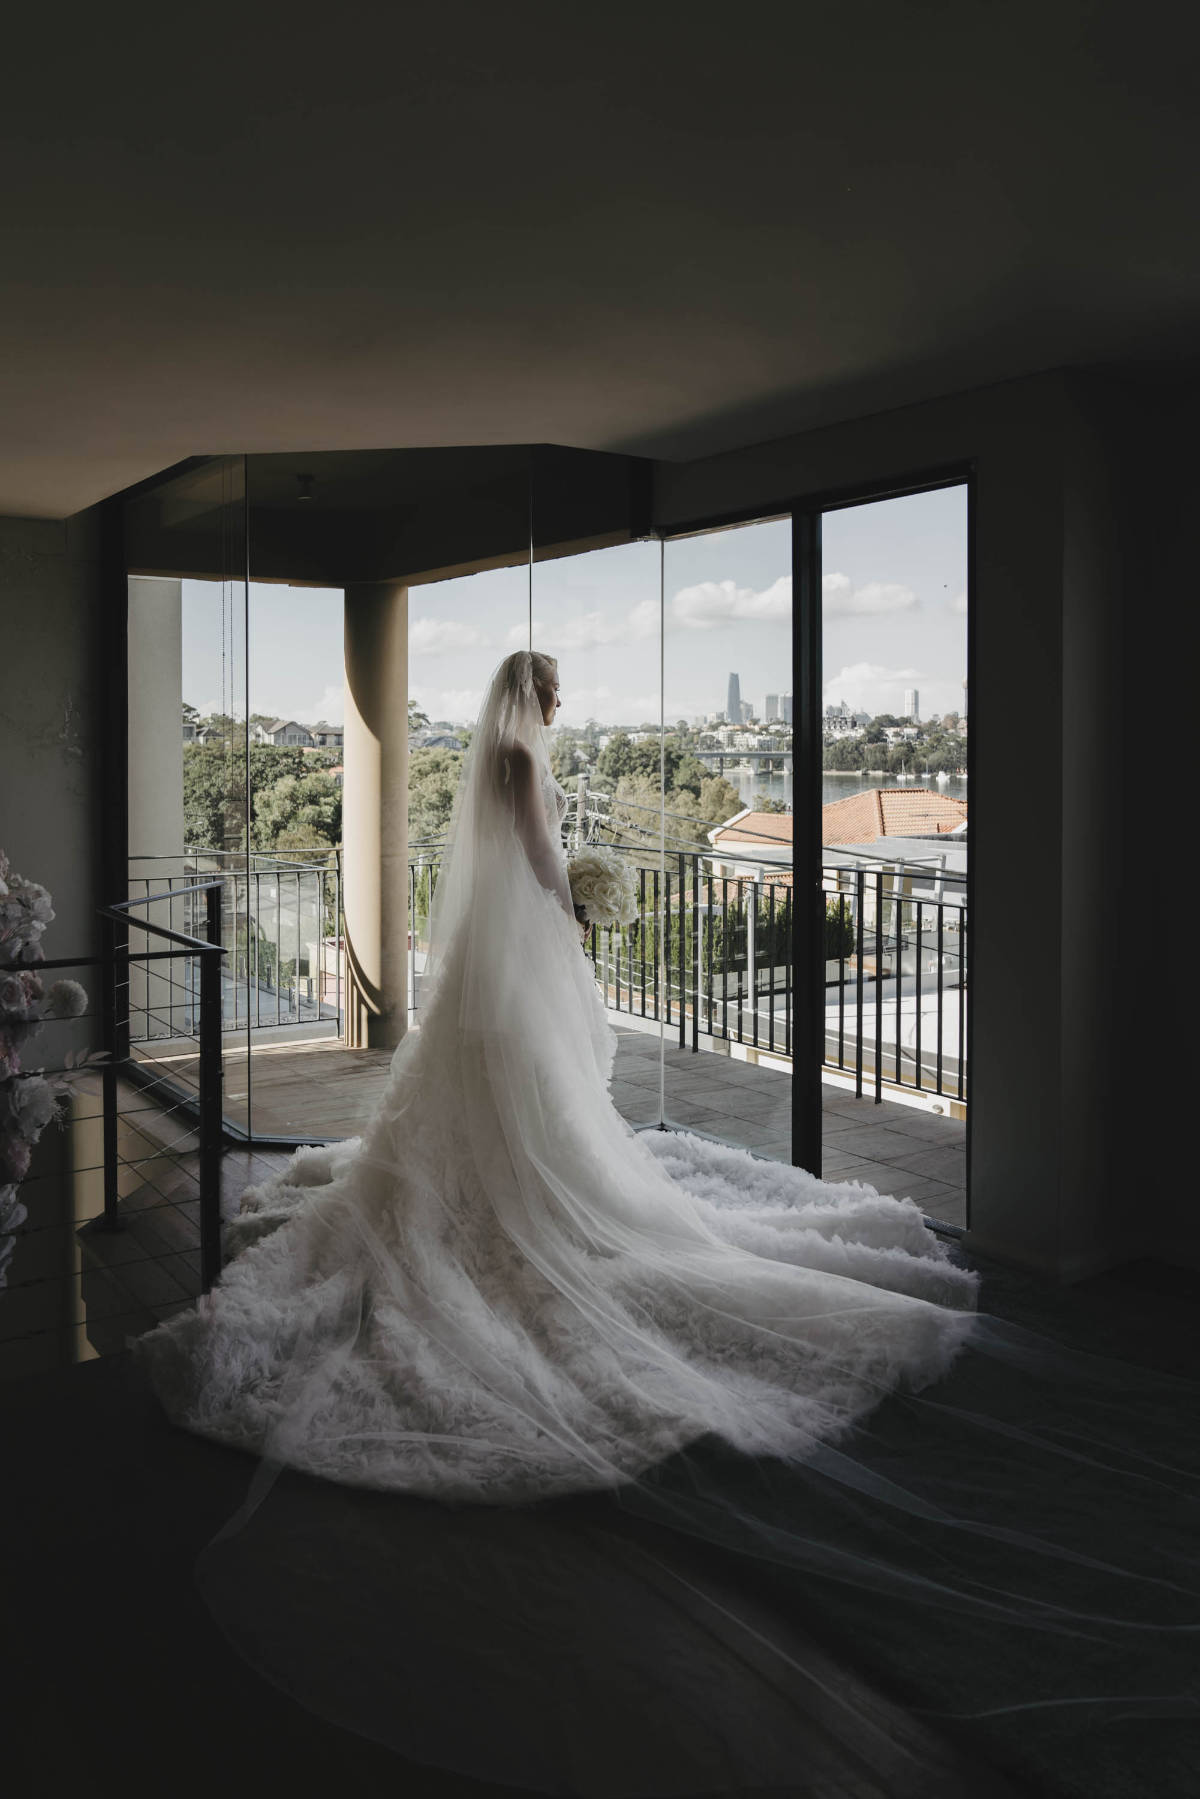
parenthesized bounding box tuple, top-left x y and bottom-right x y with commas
(823, 661, 922, 715)
(409, 618, 491, 657)
(625, 598, 660, 641)
(564, 683, 661, 723)
(951, 591, 968, 615)
(823, 572, 918, 615)
(518, 601, 659, 652)
(670, 575, 792, 630)
(307, 683, 344, 727)
(410, 684, 488, 725)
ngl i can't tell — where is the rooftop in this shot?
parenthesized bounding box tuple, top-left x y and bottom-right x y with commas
(822, 788, 968, 846)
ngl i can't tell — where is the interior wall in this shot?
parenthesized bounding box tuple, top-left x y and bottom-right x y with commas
(654, 368, 1156, 1281)
(0, 510, 108, 959)
(1108, 376, 1196, 1271)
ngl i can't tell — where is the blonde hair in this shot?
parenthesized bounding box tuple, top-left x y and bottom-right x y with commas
(495, 649, 557, 701)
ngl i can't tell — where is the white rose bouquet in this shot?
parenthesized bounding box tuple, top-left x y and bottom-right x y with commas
(567, 848, 640, 932)
(0, 849, 102, 1287)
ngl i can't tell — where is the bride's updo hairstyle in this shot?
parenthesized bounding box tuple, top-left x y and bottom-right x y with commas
(495, 648, 557, 715)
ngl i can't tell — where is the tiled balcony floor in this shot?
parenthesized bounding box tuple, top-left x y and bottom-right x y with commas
(221, 1023, 966, 1225)
(1, 1029, 964, 1381)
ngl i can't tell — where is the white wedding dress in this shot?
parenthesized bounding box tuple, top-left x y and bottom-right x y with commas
(138, 653, 977, 1503)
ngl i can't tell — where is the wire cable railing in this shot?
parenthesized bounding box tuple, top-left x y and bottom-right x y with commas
(408, 844, 968, 1108)
(127, 850, 343, 1039)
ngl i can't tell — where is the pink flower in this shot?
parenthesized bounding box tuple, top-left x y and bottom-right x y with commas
(0, 1136, 31, 1183)
(0, 1029, 20, 1081)
(0, 973, 30, 1018)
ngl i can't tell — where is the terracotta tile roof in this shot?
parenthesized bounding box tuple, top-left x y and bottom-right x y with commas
(709, 810, 794, 846)
(822, 787, 967, 845)
(708, 790, 968, 853)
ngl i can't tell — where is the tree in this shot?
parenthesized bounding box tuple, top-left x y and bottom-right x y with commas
(182, 742, 247, 850)
(697, 775, 743, 824)
(756, 796, 790, 814)
(182, 700, 200, 729)
(252, 773, 342, 852)
(408, 747, 464, 845)
(549, 737, 582, 782)
(823, 738, 867, 770)
(408, 700, 431, 735)
(593, 731, 638, 786)
(248, 745, 310, 794)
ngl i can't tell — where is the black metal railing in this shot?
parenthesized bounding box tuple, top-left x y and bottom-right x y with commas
(126, 850, 343, 1039)
(2, 885, 227, 1338)
(103, 883, 226, 1288)
(407, 846, 967, 1108)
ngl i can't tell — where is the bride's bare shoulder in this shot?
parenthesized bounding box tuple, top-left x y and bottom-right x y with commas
(495, 738, 535, 783)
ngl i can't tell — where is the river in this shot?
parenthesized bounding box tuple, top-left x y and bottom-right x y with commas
(731, 766, 969, 810)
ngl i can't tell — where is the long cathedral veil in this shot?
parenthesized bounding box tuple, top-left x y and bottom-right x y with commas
(150, 649, 1198, 1796)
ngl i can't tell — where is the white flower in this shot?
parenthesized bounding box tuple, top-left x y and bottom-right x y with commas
(45, 979, 88, 1019)
(567, 849, 640, 929)
(7, 1074, 60, 1139)
(0, 1185, 27, 1233)
(0, 972, 29, 1015)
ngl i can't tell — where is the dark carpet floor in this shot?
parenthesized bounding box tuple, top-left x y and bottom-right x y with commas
(3, 1250, 1196, 1799)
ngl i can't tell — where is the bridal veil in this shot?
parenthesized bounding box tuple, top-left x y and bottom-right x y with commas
(136, 649, 1197, 1796)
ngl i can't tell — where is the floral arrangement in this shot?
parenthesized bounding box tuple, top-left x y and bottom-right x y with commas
(567, 847, 640, 932)
(0, 850, 98, 1288)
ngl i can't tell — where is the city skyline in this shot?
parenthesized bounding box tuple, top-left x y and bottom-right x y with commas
(182, 486, 968, 733)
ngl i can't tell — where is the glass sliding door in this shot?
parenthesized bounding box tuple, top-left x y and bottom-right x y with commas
(124, 455, 249, 1115)
(818, 483, 969, 1228)
(530, 538, 665, 1128)
(659, 518, 794, 1160)
(242, 447, 533, 1140)
(406, 558, 532, 1023)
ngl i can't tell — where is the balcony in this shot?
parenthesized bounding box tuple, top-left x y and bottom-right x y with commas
(120, 846, 967, 1226)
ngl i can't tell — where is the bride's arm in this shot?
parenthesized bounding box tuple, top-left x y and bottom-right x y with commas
(502, 742, 576, 922)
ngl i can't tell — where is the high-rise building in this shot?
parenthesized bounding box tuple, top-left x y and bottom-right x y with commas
(726, 673, 741, 725)
(765, 692, 779, 721)
(740, 700, 753, 723)
(781, 692, 793, 725)
(904, 688, 920, 722)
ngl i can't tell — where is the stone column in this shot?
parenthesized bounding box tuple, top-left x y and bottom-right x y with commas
(343, 581, 409, 1048)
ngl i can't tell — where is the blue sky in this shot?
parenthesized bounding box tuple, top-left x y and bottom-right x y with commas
(183, 485, 967, 730)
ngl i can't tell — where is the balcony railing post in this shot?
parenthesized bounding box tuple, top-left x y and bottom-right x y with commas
(855, 870, 865, 1098)
(691, 856, 699, 1052)
(874, 871, 884, 1103)
(336, 850, 343, 1036)
(677, 852, 686, 1051)
(100, 913, 122, 1233)
(198, 884, 224, 1292)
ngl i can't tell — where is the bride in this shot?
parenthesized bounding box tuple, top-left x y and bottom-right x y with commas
(136, 650, 1196, 1797)
(137, 648, 978, 1499)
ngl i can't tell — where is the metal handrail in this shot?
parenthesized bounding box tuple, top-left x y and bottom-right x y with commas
(408, 846, 969, 1108)
(100, 880, 226, 1288)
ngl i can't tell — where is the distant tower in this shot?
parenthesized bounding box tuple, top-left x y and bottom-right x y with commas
(765, 692, 779, 722)
(740, 700, 753, 724)
(726, 673, 741, 725)
(904, 688, 919, 722)
(781, 692, 793, 725)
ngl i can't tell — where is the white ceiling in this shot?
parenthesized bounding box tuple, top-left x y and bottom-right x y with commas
(1, 2, 1196, 518)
